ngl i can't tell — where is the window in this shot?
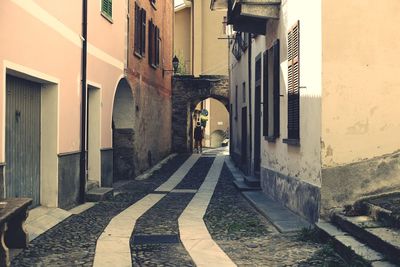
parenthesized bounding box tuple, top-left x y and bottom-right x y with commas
(134, 3, 146, 57)
(284, 21, 300, 144)
(101, 0, 112, 20)
(150, 0, 156, 8)
(148, 20, 160, 67)
(263, 40, 280, 141)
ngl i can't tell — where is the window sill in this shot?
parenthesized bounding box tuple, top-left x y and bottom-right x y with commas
(264, 136, 277, 143)
(101, 12, 113, 24)
(134, 52, 143, 59)
(151, 2, 157, 10)
(150, 64, 158, 69)
(282, 138, 300, 146)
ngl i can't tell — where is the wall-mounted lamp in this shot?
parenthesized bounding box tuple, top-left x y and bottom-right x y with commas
(163, 55, 179, 77)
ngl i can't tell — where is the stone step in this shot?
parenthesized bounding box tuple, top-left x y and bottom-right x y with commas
(233, 179, 261, 191)
(243, 191, 310, 233)
(331, 213, 400, 265)
(356, 200, 400, 229)
(316, 221, 396, 266)
(86, 180, 99, 192)
(85, 187, 114, 202)
(243, 175, 261, 188)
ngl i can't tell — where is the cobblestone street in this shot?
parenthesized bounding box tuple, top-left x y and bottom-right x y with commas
(11, 150, 347, 267)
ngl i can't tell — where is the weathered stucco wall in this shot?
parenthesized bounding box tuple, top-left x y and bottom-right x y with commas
(252, 0, 322, 222)
(321, 0, 400, 213)
(259, 0, 322, 187)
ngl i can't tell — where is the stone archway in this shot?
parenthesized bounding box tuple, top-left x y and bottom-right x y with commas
(172, 75, 229, 152)
(112, 78, 135, 182)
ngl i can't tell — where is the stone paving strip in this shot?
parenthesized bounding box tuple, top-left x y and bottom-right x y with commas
(93, 194, 166, 267)
(155, 154, 201, 192)
(179, 156, 237, 267)
(93, 154, 201, 267)
(11, 154, 190, 267)
(131, 157, 215, 266)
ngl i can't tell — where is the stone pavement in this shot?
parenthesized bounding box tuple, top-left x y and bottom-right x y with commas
(11, 149, 347, 267)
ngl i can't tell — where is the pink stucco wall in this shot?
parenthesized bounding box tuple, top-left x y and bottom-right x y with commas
(0, 0, 126, 162)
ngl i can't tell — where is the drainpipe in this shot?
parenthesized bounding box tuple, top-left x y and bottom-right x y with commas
(248, 34, 252, 175)
(80, 0, 88, 203)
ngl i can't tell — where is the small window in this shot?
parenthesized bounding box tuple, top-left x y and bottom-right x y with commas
(101, 0, 113, 20)
(134, 3, 146, 57)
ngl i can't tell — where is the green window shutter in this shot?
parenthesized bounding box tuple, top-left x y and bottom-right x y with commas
(102, 0, 112, 18)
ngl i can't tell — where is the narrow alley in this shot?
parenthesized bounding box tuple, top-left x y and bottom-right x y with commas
(10, 149, 347, 267)
(1, 0, 400, 266)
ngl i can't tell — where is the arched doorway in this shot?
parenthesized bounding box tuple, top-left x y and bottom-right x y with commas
(172, 75, 229, 152)
(191, 97, 229, 152)
(112, 78, 135, 182)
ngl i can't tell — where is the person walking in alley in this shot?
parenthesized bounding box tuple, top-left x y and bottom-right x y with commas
(194, 121, 204, 153)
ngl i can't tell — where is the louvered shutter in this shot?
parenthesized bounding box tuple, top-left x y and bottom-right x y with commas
(141, 9, 147, 56)
(102, 0, 112, 18)
(287, 22, 300, 140)
(134, 3, 140, 54)
(148, 20, 153, 65)
(273, 39, 280, 138)
(263, 51, 268, 137)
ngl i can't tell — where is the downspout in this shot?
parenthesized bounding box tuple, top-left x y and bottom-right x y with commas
(80, 0, 88, 203)
(248, 34, 252, 174)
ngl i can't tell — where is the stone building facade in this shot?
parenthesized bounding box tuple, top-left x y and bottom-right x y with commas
(114, 0, 174, 179)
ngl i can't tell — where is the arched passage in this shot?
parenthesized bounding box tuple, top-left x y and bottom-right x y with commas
(191, 97, 229, 151)
(112, 78, 135, 182)
(172, 75, 229, 152)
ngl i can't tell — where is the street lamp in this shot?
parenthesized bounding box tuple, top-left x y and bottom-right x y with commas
(163, 55, 179, 77)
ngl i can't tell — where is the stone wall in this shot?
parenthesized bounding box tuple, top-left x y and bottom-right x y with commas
(172, 75, 229, 152)
(123, 72, 172, 177)
(58, 152, 80, 210)
(261, 167, 321, 223)
(321, 150, 400, 216)
(101, 149, 113, 187)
